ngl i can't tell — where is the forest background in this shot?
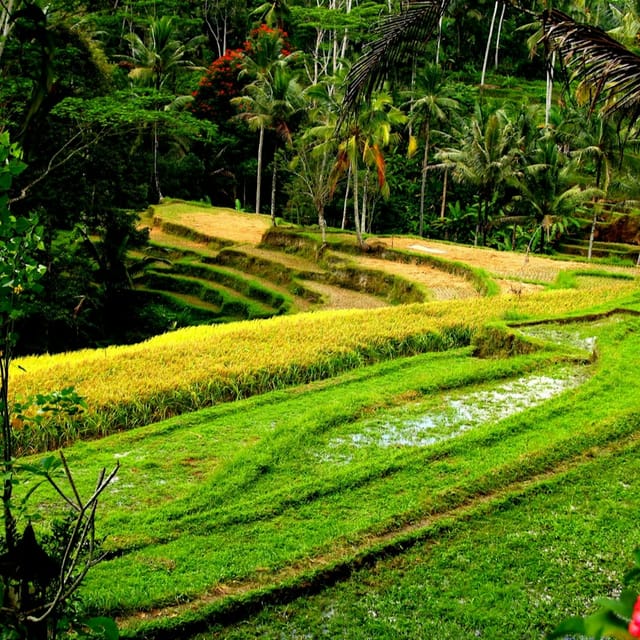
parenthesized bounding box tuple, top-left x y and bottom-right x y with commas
(2, 0, 640, 354)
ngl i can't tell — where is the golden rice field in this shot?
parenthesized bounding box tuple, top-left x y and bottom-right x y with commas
(11, 279, 638, 451)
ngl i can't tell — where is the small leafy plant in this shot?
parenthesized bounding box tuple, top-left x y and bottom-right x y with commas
(550, 550, 640, 639)
(0, 133, 119, 639)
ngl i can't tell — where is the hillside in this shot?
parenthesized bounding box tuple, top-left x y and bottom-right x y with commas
(10, 207, 640, 640)
(137, 199, 636, 321)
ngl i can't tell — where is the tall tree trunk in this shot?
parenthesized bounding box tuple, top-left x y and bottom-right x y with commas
(318, 204, 327, 243)
(481, 1, 499, 86)
(587, 205, 598, 261)
(361, 170, 368, 236)
(545, 52, 555, 127)
(270, 150, 277, 225)
(440, 166, 448, 220)
(339, 0, 352, 60)
(342, 165, 351, 230)
(408, 59, 416, 138)
(256, 125, 264, 214)
(435, 13, 443, 65)
(481, 200, 489, 246)
(494, 3, 506, 69)
(419, 121, 431, 237)
(352, 162, 363, 246)
(312, 27, 323, 84)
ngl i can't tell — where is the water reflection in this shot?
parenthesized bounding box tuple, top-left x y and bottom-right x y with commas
(328, 366, 590, 452)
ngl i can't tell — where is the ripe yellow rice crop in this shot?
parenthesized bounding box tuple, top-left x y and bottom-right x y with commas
(10, 280, 637, 449)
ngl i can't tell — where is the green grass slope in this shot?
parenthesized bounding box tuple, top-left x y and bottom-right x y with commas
(20, 309, 640, 638)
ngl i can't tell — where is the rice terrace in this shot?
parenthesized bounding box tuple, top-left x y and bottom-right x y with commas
(8, 200, 640, 639)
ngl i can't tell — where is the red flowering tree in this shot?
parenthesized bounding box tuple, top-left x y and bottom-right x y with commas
(191, 48, 247, 121)
(191, 25, 292, 123)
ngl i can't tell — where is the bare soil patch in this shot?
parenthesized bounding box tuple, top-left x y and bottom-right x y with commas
(300, 280, 389, 310)
(347, 254, 479, 300)
(389, 237, 635, 281)
(176, 211, 270, 245)
(147, 204, 271, 245)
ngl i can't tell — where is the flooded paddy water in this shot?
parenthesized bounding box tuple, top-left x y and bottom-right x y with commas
(320, 320, 606, 459)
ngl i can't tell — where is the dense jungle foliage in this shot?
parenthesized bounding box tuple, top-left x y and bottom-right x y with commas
(2, 0, 640, 352)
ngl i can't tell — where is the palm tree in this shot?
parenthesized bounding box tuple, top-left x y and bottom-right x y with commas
(537, 9, 640, 125)
(266, 65, 304, 223)
(232, 81, 271, 216)
(123, 16, 203, 200)
(437, 105, 523, 246)
(343, 0, 449, 110)
(558, 104, 638, 258)
(124, 16, 202, 92)
(232, 64, 303, 221)
(513, 129, 603, 253)
(407, 63, 459, 236)
(334, 91, 406, 245)
(343, 0, 640, 127)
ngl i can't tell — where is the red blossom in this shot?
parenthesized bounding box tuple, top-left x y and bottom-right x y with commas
(629, 596, 640, 638)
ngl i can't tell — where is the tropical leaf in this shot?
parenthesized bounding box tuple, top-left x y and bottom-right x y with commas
(543, 8, 640, 124)
(343, 0, 449, 111)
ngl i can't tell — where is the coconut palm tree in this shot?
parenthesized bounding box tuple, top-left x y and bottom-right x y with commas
(437, 104, 523, 246)
(513, 129, 603, 253)
(123, 16, 204, 200)
(407, 62, 460, 236)
(123, 16, 202, 92)
(334, 91, 406, 245)
(232, 64, 303, 221)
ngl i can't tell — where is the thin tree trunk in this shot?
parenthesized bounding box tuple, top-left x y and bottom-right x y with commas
(270, 151, 277, 225)
(545, 52, 555, 127)
(481, 1, 499, 86)
(587, 205, 598, 261)
(339, 0, 352, 60)
(342, 165, 351, 230)
(408, 58, 416, 139)
(319, 205, 327, 243)
(494, 3, 506, 69)
(435, 13, 443, 65)
(330, 0, 338, 73)
(361, 170, 368, 236)
(256, 125, 264, 214)
(312, 28, 323, 84)
(419, 122, 431, 237)
(352, 163, 363, 246)
(440, 166, 448, 219)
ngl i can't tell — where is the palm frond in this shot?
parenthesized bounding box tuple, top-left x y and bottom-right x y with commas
(543, 9, 640, 124)
(343, 0, 449, 112)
